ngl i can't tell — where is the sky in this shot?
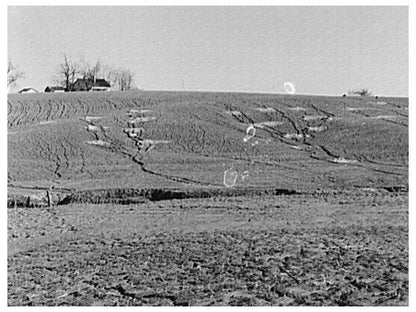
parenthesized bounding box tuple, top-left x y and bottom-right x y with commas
(7, 6, 408, 96)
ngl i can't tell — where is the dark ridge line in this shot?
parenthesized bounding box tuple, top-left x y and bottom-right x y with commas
(221, 101, 254, 125)
(381, 185, 408, 193)
(378, 117, 408, 128)
(7, 183, 409, 208)
(56, 187, 300, 205)
(309, 153, 405, 177)
(132, 157, 217, 187)
(317, 145, 339, 158)
(8, 184, 74, 192)
(61, 140, 70, 173)
(353, 153, 407, 168)
(352, 185, 408, 193)
(7, 187, 300, 208)
(237, 110, 255, 125)
(305, 143, 339, 159)
(273, 107, 302, 136)
(385, 101, 404, 109)
(54, 146, 63, 179)
(309, 103, 335, 117)
(387, 110, 407, 118)
(371, 167, 404, 176)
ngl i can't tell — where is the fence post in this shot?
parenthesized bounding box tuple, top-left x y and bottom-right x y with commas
(47, 190, 51, 207)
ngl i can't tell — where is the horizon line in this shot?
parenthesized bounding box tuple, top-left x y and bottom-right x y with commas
(7, 88, 409, 99)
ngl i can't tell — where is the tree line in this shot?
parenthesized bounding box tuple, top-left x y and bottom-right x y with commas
(7, 55, 136, 91)
(56, 54, 135, 91)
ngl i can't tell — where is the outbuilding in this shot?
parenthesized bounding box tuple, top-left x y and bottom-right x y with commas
(18, 87, 39, 94)
(44, 86, 66, 93)
(70, 77, 111, 92)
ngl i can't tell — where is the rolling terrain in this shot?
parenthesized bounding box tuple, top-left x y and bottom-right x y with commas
(8, 91, 408, 201)
(7, 91, 408, 306)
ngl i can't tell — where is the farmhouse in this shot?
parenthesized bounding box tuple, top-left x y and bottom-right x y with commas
(70, 77, 111, 92)
(18, 87, 39, 94)
(44, 86, 65, 93)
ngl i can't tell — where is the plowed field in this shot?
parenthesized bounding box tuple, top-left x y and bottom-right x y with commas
(7, 91, 408, 306)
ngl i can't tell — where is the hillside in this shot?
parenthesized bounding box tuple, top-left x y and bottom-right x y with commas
(7, 91, 408, 204)
(7, 91, 409, 306)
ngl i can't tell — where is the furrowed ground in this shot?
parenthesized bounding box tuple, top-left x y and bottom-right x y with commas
(7, 91, 408, 306)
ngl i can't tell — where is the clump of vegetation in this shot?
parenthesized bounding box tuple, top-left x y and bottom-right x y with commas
(348, 89, 372, 97)
(7, 59, 24, 88)
(55, 54, 136, 91)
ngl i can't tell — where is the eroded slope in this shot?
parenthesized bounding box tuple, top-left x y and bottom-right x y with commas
(8, 91, 408, 202)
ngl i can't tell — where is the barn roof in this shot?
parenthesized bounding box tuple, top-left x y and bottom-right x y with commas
(45, 86, 65, 92)
(18, 87, 39, 93)
(93, 78, 111, 88)
(73, 78, 111, 88)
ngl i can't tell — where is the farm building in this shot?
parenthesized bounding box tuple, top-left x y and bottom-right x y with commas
(18, 87, 39, 94)
(44, 86, 66, 93)
(90, 86, 112, 92)
(70, 77, 111, 92)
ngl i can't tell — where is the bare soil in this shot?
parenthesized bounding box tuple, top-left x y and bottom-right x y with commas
(7, 91, 408, 306)
(8, 91, 407, 194)
(8, 191, 407, 306)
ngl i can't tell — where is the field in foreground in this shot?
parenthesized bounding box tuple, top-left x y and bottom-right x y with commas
(8, 191, 408, 306)
(7, 91, 408, 306)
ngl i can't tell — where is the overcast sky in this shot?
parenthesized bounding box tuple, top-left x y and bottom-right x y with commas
(8, 6, 408, 96)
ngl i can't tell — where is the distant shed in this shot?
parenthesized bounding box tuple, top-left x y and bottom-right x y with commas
(45, 86, 66, 93)
(70, 77, 111, 92)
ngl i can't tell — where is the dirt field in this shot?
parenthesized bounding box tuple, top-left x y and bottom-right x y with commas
(7, 91, 408, 306)
(8, 91, 407, 194)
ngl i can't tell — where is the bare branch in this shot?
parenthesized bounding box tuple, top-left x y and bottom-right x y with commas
(348, 88, 372, 97)
(56, 54, 78, 91)
(111, 67, 135, 91)
(7, 59, 24, 87)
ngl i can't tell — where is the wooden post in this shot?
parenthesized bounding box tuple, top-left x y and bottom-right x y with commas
(46, 190, 51, 207)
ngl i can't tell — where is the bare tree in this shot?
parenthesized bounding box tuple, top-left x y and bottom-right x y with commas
(90, 60, 101, 80)
(58, 55, 78, 91)
(55, 55, 135, 91)
(79, 58, 102, 81)
(112, 68, 135, 91)
(348, 88, 372, 97)
(100, 64, 115, 82)
(7, 59, 24, 88)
